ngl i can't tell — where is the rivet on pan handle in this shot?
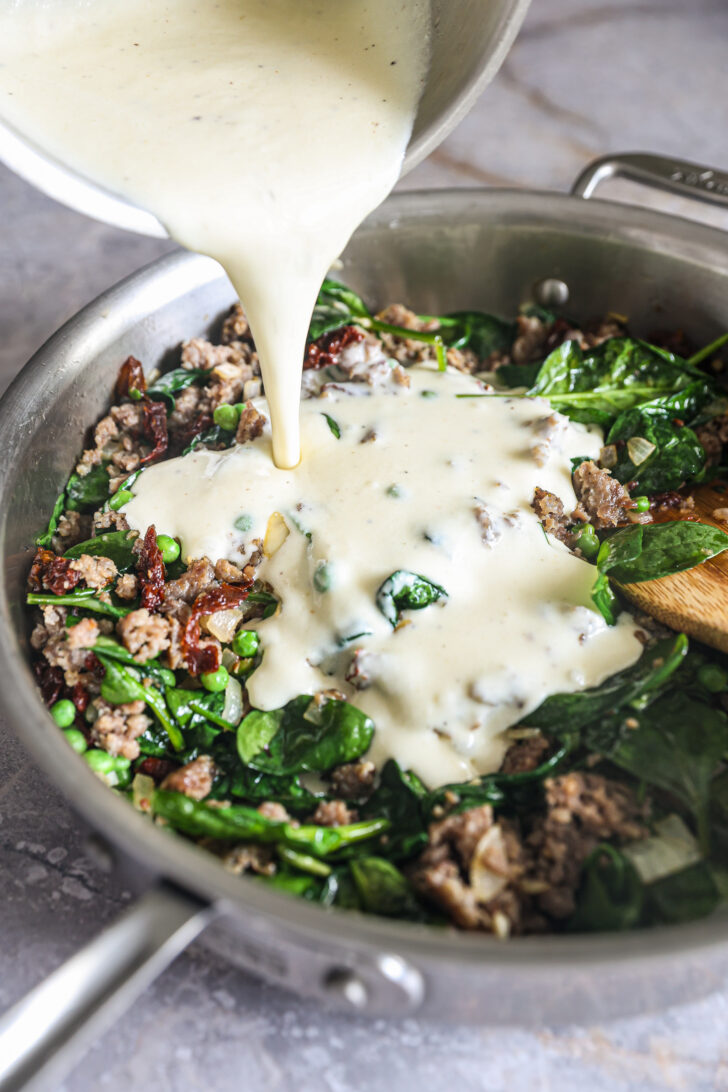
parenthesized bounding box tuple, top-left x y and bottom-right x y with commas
(0, 882, 213, 1092)
(572, 151, 728, 213)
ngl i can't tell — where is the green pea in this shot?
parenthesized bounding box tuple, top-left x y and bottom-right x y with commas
(213, 403, 241, 431)
(386, 484, 402, 498)
(62, 727, 87, 754)
(156, 534, 180, 563)
(201, 665, 229, 692)
(234, 513, 253, 532)
(632, 496, 650, 513)
(697, 663, 728, 693)
(84, 749, 130, 775)
(51, 698, 76, 728)
(572, 523, 600, 561)
(232, 629, 260, 657)
(109, 488, 134, 511)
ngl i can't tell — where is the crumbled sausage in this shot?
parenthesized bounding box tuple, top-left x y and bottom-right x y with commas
(161, 755, 216, 800)
(93, 508, 130, 534)
(308, 800, 357, 826)
(89, 698, 151, 760)
(235, 402, 267, 444)
(214, 558, 244, 583)
(117, 608, 171, 662)
(221, 302, 251, 344)
(329, 760, 377, 799)
(531, 487, 573, 544)
(163, 557, 217, 606)
(572, 461, 632, 529)
(411, 806, 526, 932)
(115, 573, 139, 600)
(257, 801, 291, 823)
(499, 734, 551, 775)
(68, 554, 117, 590)
(525, 773, 649, 919)
(66, 617, 100, 651)
(222, 844, 276, 876)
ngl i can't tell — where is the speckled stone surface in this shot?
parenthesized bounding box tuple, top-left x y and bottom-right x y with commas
(2, 1, 728, 1088)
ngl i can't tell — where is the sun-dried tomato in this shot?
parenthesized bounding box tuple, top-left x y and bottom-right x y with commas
(137, 756, 177, 782)
(182, 581, 252, 675)
(33, 660, 64, 707)
(137, 525, 166, 611)
(304, 325, 364, 370)
(28, 547, 82, 595)
(71, 681, 90, 714)
(140, 400, 169, 465)
(115, 355, 147, 400)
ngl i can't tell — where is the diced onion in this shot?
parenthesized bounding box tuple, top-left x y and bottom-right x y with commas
(623, 814, 700, 884)
(202, 607, 243, 643)
(222, 675, 244, 727)
(469, 824, 510, 904)
(264, 511, 290, 557)
(132, 773, 156, 813)
(599, 444, 618, 468)
(626, 435, 656, 467)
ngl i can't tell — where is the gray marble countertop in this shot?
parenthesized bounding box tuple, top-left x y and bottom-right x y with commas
(2, 1, 728, 1088)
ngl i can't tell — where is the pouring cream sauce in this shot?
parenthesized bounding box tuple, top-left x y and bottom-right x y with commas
(0, 0, 430, 467)
(1, 2, 643, 786)
(125, 363, 643, 786)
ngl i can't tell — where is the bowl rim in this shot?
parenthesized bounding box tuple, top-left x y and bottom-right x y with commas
(2, 185, 728, 974)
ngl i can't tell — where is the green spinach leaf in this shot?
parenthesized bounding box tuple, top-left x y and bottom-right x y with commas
(360, 759, 428, 859)
(376, 570, 447, 627)
(524, 635, 687, 736)
(568, 845, 644, 932)
(599, 522, 728, 586)
(608, 691, 728, 851)
(146, 367, 206, 410)
(436, 310, 514, 359)
(152, 790, 388, 857)
(349, 857, 422, 917)
(528, 338, 712, 427)
(65, 464, 111, 511)
(64, 530, 138, 571)
(242, 694, 374, 775)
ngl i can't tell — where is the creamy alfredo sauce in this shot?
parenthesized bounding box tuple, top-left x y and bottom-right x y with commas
(125, 363, 643, 786)
(0, 0, 430, 467)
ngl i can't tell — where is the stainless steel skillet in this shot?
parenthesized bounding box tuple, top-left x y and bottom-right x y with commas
(1, 154, 728, 1091)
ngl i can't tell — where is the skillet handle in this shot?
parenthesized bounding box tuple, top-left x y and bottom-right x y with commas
(572, 152, 728, 212)
(0, 881, 212, 1092)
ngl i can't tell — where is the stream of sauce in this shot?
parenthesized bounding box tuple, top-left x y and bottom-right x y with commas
(0, 0, 430, 467)
(2, 3, 644, 786)
(125, 364, 643, 786)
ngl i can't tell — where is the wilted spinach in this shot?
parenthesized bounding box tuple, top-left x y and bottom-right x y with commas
(376, 570, 447, 627)
(524, 635, 687, 735)
(64, 530, 138, 571)
(607, 691, 728, 852)
(238, 693, 374, 775)
(590, 522, 728, 625)
(360, 759, 428, 859)
(146, 367, 206, 410)
(65, 464, 112, 511)
(152, 790, 388, 857)
(528, 338, 712, 428)
(568, 845, 643, 932)
(349, 857, 423, 918)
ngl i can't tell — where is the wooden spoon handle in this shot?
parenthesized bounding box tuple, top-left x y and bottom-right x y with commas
(619, 482, 728, 652)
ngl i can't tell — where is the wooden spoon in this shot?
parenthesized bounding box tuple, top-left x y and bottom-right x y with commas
(619, 481, 728, 652)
